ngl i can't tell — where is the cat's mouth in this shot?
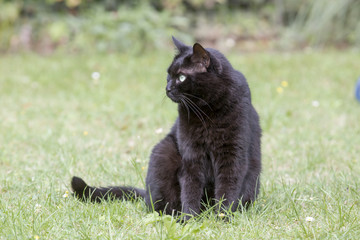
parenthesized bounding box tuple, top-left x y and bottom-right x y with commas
(166, 91, 181, 103)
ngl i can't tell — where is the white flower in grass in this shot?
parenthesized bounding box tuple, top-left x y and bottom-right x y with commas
(305, 216, 315, 222)
(225, 38, 235, 48)
(62, 190, 69, 198)
(91, 72, 100, 80)
(128, 139, 135, 148)
(155, 128, 163, 134)
(312, 100, 320, 107)
(35, 204, 41, 213)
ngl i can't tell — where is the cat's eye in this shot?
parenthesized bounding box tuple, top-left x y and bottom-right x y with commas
(178, 74, 186, 82)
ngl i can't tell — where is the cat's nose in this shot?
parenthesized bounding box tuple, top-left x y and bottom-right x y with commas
(166, 84, 172, 93)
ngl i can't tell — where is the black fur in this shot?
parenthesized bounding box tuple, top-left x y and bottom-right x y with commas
(71, 37, 262, 219)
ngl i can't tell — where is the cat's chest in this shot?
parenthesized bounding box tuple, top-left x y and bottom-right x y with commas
(177, 120, 237, 160)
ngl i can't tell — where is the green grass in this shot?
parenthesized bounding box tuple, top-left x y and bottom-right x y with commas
(0, 49, 359, 239)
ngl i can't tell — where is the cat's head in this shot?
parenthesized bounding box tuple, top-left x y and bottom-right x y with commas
(166, 37, 230, 107)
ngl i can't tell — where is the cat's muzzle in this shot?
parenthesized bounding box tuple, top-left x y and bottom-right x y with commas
(166, 89, 181, 103)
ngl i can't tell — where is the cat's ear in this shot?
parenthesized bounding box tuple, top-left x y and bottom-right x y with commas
(191, 43, 210, 68)
(172, 36, 188, 52)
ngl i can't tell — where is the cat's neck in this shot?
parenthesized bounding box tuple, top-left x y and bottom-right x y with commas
(177, 96, 235, 126)
(178, 104, 213, 125)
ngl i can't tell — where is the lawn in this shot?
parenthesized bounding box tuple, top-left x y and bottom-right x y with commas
(0, 49, 359, 239)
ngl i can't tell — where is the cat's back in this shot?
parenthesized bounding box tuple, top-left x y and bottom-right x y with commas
(207, 48, 250, 95)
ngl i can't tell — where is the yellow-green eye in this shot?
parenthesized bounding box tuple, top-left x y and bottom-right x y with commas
(179, 74, 186, 82)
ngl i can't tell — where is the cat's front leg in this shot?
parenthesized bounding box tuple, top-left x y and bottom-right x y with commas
(214, 155, 247, 213)
(178, 160, 205, 220)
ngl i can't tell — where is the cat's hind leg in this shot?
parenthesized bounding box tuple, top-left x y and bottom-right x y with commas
(145, 134, 182, 215)
(239, 159, 261, 208)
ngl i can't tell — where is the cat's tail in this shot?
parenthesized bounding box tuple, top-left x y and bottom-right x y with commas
(71, 176, 146, 202)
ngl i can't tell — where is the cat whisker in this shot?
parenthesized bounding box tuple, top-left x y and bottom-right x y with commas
(161, 94, 168, 105)
(182, 95, 213, 124)
(181, 96, 207, 129)
(182, 93, 213, 111)
(179, 98, 191, 122)
(182, 97, 207, 127)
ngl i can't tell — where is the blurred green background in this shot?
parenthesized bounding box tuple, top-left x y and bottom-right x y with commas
(1, 0, 360, 54)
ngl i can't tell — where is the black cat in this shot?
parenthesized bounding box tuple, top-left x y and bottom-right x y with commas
(71, 37, 262, 219)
